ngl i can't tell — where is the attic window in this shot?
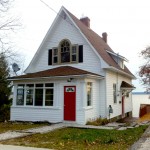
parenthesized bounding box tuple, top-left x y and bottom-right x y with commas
(60, 40, 70, 63)
(49, 39, 83, 65)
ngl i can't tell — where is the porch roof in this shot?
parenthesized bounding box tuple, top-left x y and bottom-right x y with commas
(10, 66, 104, 80)
(120, 81, 135, 90)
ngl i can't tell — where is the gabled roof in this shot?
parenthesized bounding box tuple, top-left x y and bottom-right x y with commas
(10, 66, 103, 80)
(64, 7, 134, 78)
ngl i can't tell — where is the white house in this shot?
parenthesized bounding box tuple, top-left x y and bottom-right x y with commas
(132, 92, 150, 118)
(10, 6, 135, 125)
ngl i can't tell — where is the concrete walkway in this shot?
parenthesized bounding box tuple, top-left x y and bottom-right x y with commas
(0, 144, 50, 150)
(129, 125, 150, 150)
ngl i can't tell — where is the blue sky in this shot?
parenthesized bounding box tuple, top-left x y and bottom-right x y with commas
(11, 0, 150, 92)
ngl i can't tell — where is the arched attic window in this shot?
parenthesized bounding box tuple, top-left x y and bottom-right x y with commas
(60, 39, 71, 63)
(48, 39, 83, 65)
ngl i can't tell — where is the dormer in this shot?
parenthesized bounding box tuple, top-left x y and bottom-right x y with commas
(106, 50, 128, 69)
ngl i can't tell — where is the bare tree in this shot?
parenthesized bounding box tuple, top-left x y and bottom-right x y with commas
(139, 47, 150, 92)
(0, 0, 21, 62)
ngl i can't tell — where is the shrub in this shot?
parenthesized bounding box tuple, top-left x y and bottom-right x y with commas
(86, 117, 109, 126)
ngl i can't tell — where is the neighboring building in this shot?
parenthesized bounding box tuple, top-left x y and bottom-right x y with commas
(132, 92, 150, 118)
(10, 6, 135, 125)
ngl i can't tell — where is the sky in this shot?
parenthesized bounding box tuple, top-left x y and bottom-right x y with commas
(10, 0, 150, 92)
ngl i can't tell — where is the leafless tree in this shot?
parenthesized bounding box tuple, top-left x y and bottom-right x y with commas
(0, 0, 21, 62)
(139, 47, 150, 92)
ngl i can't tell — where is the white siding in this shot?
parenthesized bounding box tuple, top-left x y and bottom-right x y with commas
(99, 79, 107, 118)
(11, 77, 105, 125)
(11, 107, 63, 123)
(132, 93, 150, 117)
(105, 70, 132, 119)
(26, 14, 103, 76)
(84, 79, 102, 123)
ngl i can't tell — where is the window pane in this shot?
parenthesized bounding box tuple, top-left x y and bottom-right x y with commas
(16, 89, 24, 105)
(87, 82, 92, 106)
(61, 40, 70, 63)
(54, 57, 58, 63)
(113, 84, 117, 103)
(45, 89, 53, 106)
(72, 46, 76, 54)
(26, 89, 33, 105)
(36, 84, 43, 87)
(61, 52, 70, 63)
(45, 100, 53, 106)
(26, 84, 34, 88)
(35, 89, 43, 106)
(72, 55, 76, 61)
(54, 49, 58, 55)
(46, 89, 53, 94)
(45, 83, 54, 87)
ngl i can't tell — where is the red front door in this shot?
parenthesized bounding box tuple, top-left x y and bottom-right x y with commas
(64, 86, 76, 121)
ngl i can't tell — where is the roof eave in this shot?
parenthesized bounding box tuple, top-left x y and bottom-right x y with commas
(8, 74, 104, 81)
(104, 66, 136, 79)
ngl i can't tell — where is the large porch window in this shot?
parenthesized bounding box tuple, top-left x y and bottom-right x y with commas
(16, 83, 54, 107)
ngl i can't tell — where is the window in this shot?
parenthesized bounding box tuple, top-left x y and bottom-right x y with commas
(53, 48, 58, 64)
(16, 83, 54, 107)
(45, 89, 53, 106)
(49, 39, 81, 65)
(60, 40, 70, 63)
(87, 82, 92, 106)
(72, 45, 77, 62)
(113, 83, 117, 103)
(26, 84, 34, 105)
(16, 84, 24, 105)
(45, 83, 54, 106)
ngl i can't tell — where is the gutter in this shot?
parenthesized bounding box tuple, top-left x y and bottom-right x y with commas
(8, 74, 104, 81)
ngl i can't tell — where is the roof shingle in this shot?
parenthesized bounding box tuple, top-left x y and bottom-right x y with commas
(11, 66, 103, 79)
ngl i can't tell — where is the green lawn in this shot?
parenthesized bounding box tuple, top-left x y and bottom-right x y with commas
(0, 125, 148, 150)
(0, 122, 48, 133)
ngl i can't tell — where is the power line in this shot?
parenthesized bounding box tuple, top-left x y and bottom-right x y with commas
(39, 0, 77, 29)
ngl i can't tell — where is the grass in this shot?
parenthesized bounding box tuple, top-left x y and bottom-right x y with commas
(0, 125, 148, 150)
(0, 122, 49, 133)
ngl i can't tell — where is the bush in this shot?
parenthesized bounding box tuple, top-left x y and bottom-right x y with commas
(0, 100, 12, 122)
(86, 118, 109, 126)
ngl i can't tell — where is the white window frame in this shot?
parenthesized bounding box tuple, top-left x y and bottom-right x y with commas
(16, 83, 54, 107)
(113, 83, 117, 103)
(87, 82, 92, 106)
(52, 40, 78, 65)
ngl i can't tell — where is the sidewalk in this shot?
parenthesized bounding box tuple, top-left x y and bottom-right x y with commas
(0, 144, 51, 150)
(129, 125, 150, 150)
